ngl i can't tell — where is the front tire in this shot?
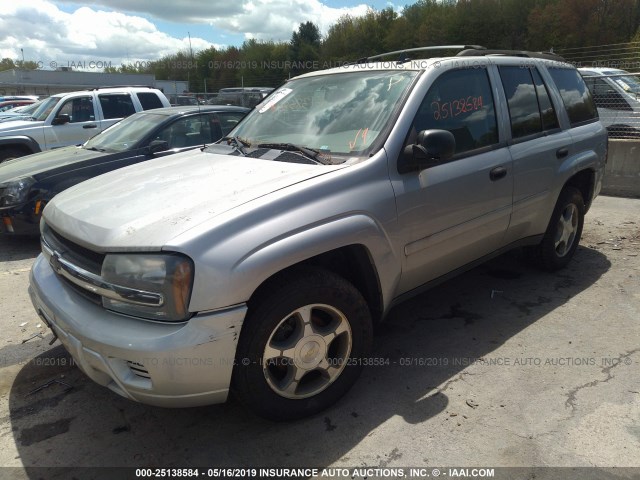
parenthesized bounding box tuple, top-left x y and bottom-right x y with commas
(231, 267, 373, 421)
(530, 186, 585, 271)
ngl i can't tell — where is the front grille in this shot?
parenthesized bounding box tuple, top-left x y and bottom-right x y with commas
(42, 222, 104, 304)
(64, 278, 102, 305)
(42, 223, 104, 275)
(127, 361, 151, 379)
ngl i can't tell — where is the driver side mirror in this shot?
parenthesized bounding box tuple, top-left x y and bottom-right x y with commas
(52, 114, 71, 126)
(397, 129, 456, 174)
(147, 139, 170, 154)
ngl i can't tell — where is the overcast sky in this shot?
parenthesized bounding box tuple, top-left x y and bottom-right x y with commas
(0, 0, 398, 70)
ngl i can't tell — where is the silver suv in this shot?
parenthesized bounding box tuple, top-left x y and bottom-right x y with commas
(28, 46, 607, 420)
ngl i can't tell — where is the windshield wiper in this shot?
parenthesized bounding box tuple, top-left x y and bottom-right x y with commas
(257, 142, 332, 165)
(84, 146, 106, 152)
(221, 136, 250, 156)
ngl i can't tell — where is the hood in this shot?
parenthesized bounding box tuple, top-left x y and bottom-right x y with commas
(44, 150, 347, 251)
(0, 119, 43, 132)
(0, 114, 30, 123)
(0, 146, 105, 183)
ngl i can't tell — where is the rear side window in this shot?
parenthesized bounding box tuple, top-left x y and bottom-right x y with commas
(548, 68, 598, 126)
(499, 67, 541, 138)
(499, 66, 560, 139)
(412, 68, 498, 155)
(99, 94, 136, 119)
(137, 92, 165, 110)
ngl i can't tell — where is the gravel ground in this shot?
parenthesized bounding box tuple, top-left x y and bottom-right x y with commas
(0, 195, 638, 480)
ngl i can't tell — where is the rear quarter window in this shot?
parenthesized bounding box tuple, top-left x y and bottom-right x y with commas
(137, 92, 165, 110)
(548, 68, 598, 126)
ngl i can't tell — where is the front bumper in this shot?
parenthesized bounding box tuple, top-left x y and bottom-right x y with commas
(29, 254, 246, 408)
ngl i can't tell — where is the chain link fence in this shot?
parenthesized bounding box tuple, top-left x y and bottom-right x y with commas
(558, 42, 640, 138)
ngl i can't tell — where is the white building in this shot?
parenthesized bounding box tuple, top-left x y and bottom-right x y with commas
(0, 69, 187, 97)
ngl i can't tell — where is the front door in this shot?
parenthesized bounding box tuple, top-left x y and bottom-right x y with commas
(391, 67, 513, 295)
(44, 95, 99, 149)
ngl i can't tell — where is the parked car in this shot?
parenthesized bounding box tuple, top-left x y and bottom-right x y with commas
(0, 101, 42, 123)
(0, 87, 171, 163)
(0, 99, 36, 112)
(579, 67, 640, 137)
(208, 87, 274, 108)
(169, 95, 199, 106)
(29, 46, 606, 420)
(0, 105, 248, 235)
(0, 95, 39, 102)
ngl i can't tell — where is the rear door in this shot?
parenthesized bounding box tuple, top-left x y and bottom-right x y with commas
(498, 65, 573, 244)
(97, 93, 137, 131)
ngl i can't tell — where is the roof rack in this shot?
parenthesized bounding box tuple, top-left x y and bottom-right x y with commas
(351, 45, 566, 65)
(86, 85, 155, 91)
(456, 48, 566, 61)
(353, 45, 486, 64)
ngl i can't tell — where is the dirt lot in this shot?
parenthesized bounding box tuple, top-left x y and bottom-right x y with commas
(0, 195, 638, 479)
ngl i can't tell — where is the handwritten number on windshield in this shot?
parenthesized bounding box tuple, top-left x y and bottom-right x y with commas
(349, 128, 369, 150)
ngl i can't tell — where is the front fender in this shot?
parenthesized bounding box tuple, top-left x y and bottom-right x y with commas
(0, 136, 41, 153)
(188, 214, 400, 315)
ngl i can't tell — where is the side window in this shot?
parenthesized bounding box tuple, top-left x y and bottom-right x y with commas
(99, 94, 136, 120)
(56, 97, 95, 123)
(588, 78, 632, 111)
(155, 116, 205, 149)
(412, 68, 498, 155)
(531, 69, 559, 130)
(499, 66, 541, 139)
(592, 78, 612, 96)
(137, 92, 164, 110)
(499, 66, 560, 139)
(548, 68, 598, 125)
(200, 112, 248, 142)
(217, 112, 246, 137)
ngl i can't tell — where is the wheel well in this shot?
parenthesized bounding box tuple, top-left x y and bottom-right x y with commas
(565, 169, 595, 211)
(0, 144, 33, 159)
(248, 245, 384, 324)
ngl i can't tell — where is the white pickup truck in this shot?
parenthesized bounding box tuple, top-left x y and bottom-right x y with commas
(0, 87, 171, 162)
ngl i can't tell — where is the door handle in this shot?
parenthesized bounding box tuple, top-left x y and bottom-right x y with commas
(556, 147, 569, 159)
(83, 124, 97, 129)
(489, 166, 507, 181)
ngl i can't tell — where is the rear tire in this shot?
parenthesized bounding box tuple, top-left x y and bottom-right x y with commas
(528, 187, 585, 271)
(231, 267, 373, 421)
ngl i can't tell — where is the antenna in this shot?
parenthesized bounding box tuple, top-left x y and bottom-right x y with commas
(187, 32, 205, 149)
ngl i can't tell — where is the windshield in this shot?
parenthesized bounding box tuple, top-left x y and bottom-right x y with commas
(84, 111, 168, 152)
(230, 70, 417, 157)
(30, 96, 61, 121)
(604, 70, 640, 94)
(14, 101, 42, 114)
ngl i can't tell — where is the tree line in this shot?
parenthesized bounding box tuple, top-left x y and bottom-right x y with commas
(3, 0, 640, 93)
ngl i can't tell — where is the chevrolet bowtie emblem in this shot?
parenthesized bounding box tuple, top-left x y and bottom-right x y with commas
(49, 251, 63, 274)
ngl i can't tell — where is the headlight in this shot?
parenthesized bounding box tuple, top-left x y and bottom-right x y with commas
(101, 253, 194, 321)
(0, 176, 35, 208)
